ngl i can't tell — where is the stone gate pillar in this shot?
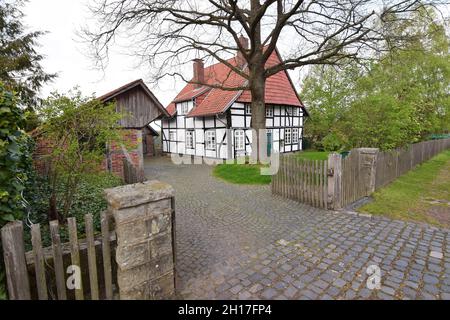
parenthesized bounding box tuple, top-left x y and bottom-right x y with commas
(355, 148, 379, 194)
(104, 180, 175, 300)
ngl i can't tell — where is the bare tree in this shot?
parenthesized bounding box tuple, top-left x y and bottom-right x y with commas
(84, 0, 445, 159)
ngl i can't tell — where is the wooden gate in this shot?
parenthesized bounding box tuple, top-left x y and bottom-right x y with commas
(272, 155, 328, 209)
(340, 151, 369, 207)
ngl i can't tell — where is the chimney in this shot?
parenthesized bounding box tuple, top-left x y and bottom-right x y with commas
(237, 35, 249, 68)
(193, 58, 204, 88)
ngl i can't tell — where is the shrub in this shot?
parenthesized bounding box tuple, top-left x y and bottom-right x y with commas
(0, 83, 32, 226)
(24, 172, 122, 249)
(321, 132, 345, 152)
(0, 83, 33, 300)
(37, 89, 124, 221)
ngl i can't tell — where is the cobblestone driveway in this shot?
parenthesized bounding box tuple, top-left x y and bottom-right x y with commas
(144, 157, 450, 300)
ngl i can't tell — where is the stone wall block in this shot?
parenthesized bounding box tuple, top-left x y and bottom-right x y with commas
(117, 253, 174, 291)
(115, 231, 173, 269)
(104, 180, 175, 210)
(119, 273, 175, 300)
(114, 210, 172, 245)
(113, 200, 171, 224)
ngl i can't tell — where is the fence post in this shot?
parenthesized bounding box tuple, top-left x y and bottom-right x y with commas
(1, 221, 31, 300)
(104, 180, 175, 300)
(327, 153, 342, 210)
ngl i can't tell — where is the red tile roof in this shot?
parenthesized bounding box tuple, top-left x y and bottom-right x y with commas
(237, 51, 303, 107)
(166, 49, 305, 117)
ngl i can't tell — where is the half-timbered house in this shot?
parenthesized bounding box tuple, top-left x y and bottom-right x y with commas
(161, 38, 308, 159)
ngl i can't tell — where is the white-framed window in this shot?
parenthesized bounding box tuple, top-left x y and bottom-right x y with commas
(186, 130, 194, 149)
(293, 108, 299, 116)
(266, 107, 273, 117)
(235, 130, 245, 151)
(245, 104, 251, 114)
(178, 101, 189, 115)
(205, 131, 216, 150)
(285, 128, 292, 145)
(169, 131, 176, 141)
(292, 128, 299, 144)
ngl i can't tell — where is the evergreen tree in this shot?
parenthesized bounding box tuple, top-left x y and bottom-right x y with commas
(0, 0, 55, 129)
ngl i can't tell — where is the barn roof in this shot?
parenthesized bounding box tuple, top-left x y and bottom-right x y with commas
(166, 49, 307, 118)
(99, 79, 169, 118)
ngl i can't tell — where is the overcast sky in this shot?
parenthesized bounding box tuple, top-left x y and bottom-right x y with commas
(23, 0, 307, 110)
(23, 0, 186, 107)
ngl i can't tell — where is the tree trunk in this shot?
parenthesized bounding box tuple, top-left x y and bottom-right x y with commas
(249, 66, 267, 163)
(248, 0, 266, 163)
(48, 169, 63, 223)
(48, 193, 59, 222)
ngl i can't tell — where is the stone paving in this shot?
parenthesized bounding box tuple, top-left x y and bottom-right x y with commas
(144, 156, 450, 300)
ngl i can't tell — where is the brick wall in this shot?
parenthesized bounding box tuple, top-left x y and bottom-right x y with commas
(33, 129, 144, 180)
(33, 136, 54, 177)
(107, 129, 143, 179)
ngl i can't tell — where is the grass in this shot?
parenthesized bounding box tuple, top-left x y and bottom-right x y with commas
(213, 163, 272, 185)
(359, 150, 450, 227)
(212, 150, 330, 185)
(295, 151, 330, 161)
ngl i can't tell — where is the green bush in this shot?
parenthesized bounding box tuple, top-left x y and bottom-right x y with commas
(0, 83, 32, 226)
(24, 172, 122, 249)
(0, 83, 33, 300)
(38, 89, 123, 220)
(301, 9, 450, 151)
(321, 133, 345, 152)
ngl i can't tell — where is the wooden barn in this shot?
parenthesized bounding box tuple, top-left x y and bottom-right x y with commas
(97, 79, 169, 178)
(32, 79, 167, 180)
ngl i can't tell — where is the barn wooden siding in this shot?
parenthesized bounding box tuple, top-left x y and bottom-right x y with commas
(114, 86, 164, 128)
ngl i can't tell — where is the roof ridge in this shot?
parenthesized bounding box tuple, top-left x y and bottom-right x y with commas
(98, 79, 169, 117)
(98, 79, 143, 101)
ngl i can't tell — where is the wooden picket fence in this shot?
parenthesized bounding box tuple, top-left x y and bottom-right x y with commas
(1, 212, 116, 300)
(375, 138, 450, 189)
(272, 155, 328, 209)
(122, 158, 145, 184)
(272, 138, 450, 210)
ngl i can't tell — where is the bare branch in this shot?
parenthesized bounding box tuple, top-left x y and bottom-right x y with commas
(82, 0, 449, 91)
